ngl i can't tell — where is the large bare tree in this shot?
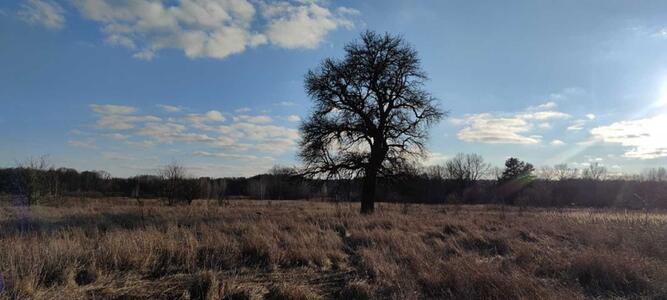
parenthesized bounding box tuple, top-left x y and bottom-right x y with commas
(299, 31, 444, 214)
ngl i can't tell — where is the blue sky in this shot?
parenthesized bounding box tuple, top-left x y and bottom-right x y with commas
(1, 0, 667, 177)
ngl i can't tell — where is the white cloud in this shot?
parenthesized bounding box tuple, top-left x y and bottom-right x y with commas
(185, 110, 226, 127)
(527, 101, 557, 111)
(517, 111, 571, 120)
(84, 103, 302, 163)
(96, 114, 161, 130)
(72, 0, 357, 60)
(456, 113, 540, 144)
(586, 113, 596, 120)
(454, 102, 571, 144)
(263, 1, 357, 49)
(277, 101, 295, 106)
(90, 104, 137, 114)
(157, 104, 183, 113)
(90, 104, 161, 129)
(18, 0, 65, 30)
(233, 114, 273, 124)
(229, 122, 299, 141)
(590, 114, 667, 159)
(235, 107, 251, 113)
(287, 115, 301, 122)
(550, 139, 565, 146)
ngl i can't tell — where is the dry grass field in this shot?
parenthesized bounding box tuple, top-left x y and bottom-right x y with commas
(1, 198, 667, 299)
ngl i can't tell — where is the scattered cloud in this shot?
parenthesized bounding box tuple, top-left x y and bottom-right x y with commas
(82, 103, 302, 164)
(90, 104, 137, 114)
(233, 115, 273, 124)
(157, 104, 183, 113)
(589, 114, 667, 159)
(527, 101, 556, 111)
(72, 0, 358, 60)
(96, 114, 161, 130)
(18, 0, 65, 30)
(235, 107, 252, 113)
(517, 111, 571, 120)
(185, 110, 226, 128)
(90, 104, 161, 130)
(586, 113, 596, 120)
(277, 101, 295, 106)
(550, 139, 565, 146)
(287, 115, 301, 122)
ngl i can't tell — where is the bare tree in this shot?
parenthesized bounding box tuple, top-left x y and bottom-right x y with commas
(299, 31, 445, 214)
(158, 162, 198, 205)
(554, 163, 578, 180)
(642, 167, 667, 181)
(582, 162, 607, 181)
(444, 153, 490, 183)
(12, 156, 52, 205)
(424, 164, 447, 180)
(537, 166, 557, 181)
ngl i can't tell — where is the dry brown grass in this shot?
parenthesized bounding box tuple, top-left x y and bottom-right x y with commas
(1, 199, 666, 299)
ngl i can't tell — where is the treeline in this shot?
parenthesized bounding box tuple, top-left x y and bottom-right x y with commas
(1, 155, 666, 209)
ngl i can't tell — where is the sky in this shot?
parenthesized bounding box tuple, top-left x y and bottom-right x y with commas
(1, 0, 667, 178)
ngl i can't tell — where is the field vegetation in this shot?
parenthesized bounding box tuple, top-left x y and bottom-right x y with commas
(1, 198, 666, 299)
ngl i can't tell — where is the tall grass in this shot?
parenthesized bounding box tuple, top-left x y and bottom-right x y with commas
(0, 199, 666, 299)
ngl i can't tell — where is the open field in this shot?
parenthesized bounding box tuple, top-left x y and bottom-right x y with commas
(1, 198, 667, 299)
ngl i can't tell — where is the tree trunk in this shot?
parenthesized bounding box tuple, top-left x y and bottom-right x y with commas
(361, 167, 377, 214)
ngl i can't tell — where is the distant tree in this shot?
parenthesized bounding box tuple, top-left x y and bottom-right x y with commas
(445, 153, 490, 183)
(642, 167, 667, 181)
(554, 163, 578, 180)
(299, 31, 445, 214)
(582, 162, 607, 181)
(11, 156, 52, 205)
(537, 166, 557, 181)
(158, 162, 198, 205)
(497, 158, 535, 205)
(499, 157, 535, 183)
(424, 165, 447, 180)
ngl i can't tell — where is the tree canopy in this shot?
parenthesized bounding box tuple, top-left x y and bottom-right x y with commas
(299, 31, 444, 213)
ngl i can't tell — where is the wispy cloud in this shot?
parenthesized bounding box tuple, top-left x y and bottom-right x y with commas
(90, 104, 137, 114)
(157, 104, 183, 113)
(18, 0, 65, 30)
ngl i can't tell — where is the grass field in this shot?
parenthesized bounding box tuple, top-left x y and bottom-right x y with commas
(1, 198, 666, 299)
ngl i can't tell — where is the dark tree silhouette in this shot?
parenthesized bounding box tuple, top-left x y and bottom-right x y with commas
(499, 157, 535, 183)
(299, 31, 444, 214)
